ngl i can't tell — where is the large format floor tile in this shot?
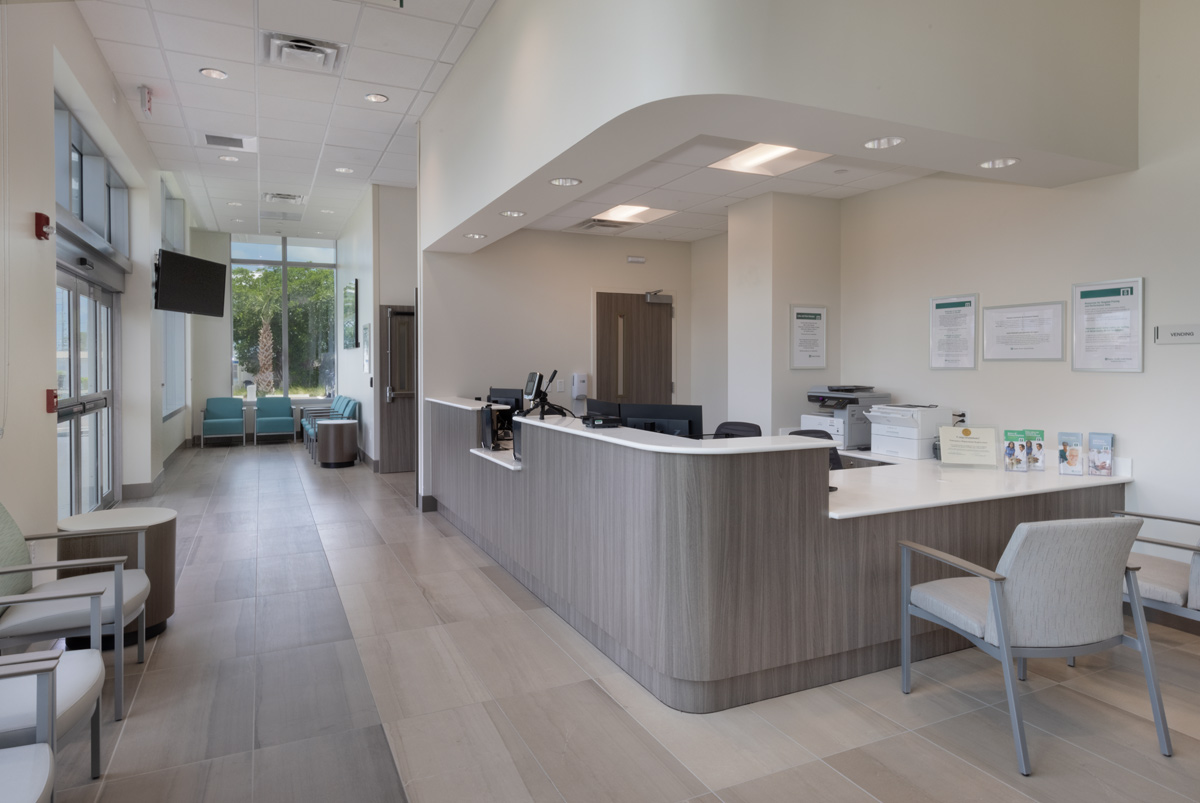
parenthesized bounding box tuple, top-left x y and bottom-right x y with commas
(357, 625, 492, 722)
(444, 612, 591, 698)
(253, 725, 407, 803)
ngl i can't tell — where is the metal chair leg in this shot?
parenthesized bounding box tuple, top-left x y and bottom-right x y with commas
(1127, 569, 1173, 756)
(1017, 657, 1027, 681)
(991, 582, 1031, 775)
(114, 630, 124, 721)
(137, 609, 146, 663)
(900, 545, 912, 694)
(90, 699, 101, 779)
(1067, 656, 1075, 667)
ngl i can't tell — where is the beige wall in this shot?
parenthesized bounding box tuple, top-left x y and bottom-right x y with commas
(838, 0, 1200, 546)
(377, 186, 418, 307)
(338, 190, 376, 460)
(189, 229, 233, 438)
(689, 234, 728, 424)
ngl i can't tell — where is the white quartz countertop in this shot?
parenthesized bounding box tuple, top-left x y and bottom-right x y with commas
(827, 455, 1131, 519)
(470, 446, 522, 471)
(428, 396, 511, 411)
(514, 415, 833, 455)
(59, 507, 177, 530)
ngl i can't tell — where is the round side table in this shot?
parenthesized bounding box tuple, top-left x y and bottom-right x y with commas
(317, 419, 358, 468)
(57, 507, 177, 642)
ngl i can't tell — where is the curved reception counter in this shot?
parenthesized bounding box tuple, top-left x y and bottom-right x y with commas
(429, 397, 1130, 712)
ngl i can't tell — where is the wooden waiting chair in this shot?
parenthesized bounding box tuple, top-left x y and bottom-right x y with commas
(0, 649, 62, 803)
(899, 517, 1171, 776)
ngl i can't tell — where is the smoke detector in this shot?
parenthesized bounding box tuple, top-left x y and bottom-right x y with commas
(262, 192, 305, 205)
(261, 32, 346, 74)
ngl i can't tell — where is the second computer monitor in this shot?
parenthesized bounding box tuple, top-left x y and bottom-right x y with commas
(487, 387, 524, 429)
(620, 403, 703, 439)
(586, 398, 621, 418)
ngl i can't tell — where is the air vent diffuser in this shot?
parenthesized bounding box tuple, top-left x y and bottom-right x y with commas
(262, 32, 345, 74)
(262, 193, 305, 205)
(567, 218, 638, 233)
(206, 134, 244, 149)
(260, 211, 303, 222)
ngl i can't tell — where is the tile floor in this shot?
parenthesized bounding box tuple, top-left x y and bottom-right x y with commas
(39, 442, 1200, 802)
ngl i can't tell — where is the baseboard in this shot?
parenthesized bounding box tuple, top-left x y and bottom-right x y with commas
(164, 438, 189, 467)
(123, 469, 165, 499)
(358, 449, 377, 471)
(419, 495, 438, 513)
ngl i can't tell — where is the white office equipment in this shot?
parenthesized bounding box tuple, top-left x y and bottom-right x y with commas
(571, 372, 588, 400)
(806, 386, 891, 449)
(798, 413, 844, 447)
(865, 404, 953, 459)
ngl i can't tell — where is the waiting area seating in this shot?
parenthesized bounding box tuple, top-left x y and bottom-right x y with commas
(301, 395, 360, 461)
(200, 397, 244, 447)
(900, 517, 1172, 776)
(1113, 510, 1200, 623)
(0, 649, 61, 803)
(254, 396, 296, 444)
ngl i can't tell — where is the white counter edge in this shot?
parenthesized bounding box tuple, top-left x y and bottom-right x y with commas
(428, 396, 511, 411)
(514, 414, 834, 455)
(470, 447, 522, 471)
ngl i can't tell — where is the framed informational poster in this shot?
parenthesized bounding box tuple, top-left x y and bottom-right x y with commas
(930, 294, 977, 369)
(790, 305, 826, 369)
(1072, 278, 1143, 372)
(982, 301, 1065, 361)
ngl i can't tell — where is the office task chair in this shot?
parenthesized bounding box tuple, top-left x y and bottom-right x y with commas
(1108, 511, 1200, 625)
(0, 503, 149, 720)
(0, 649, 62, 803)
(900, 517, 1171, 776)
(790, 429, 843, 470)
(712, 421, 762, 439)
(0, 588, 105, 780)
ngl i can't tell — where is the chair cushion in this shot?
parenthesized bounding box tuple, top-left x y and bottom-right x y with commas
(256, 417, 295, 434)
(910, 577, 989, 639)
(203, 419, 244, 436)
(1134, 554, 1190, 608)
(0, 504, 33, 601)
(0, 742, 53, 803)
(256, 397, 293, 417)
(0, 649, 103, 747)
(205, 398, 244, 420)
(0, 570, 151, 639)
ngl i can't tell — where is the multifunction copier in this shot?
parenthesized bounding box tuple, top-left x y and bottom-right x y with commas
(800, 386, 892, 450)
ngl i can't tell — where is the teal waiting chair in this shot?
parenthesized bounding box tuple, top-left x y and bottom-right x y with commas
(302, 397, 359, 462)
(201, 398, 245, 447)
(254, 396, 296, 444)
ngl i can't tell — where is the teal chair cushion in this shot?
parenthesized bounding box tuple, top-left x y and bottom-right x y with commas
(0, 503, 33, 600)
(203, 419, 244, 437)
(203, 398, 244, 438)
(256, 397, 295, 435)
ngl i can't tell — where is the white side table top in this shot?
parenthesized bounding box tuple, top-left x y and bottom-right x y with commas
(58, 507, 177, 531)
(317, 419, 357, 427)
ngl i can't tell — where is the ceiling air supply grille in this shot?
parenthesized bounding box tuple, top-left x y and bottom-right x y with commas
(260, 211, 304, 222)
(262, 193, 305, 204)
(567, 218, 638, 233)
(206, 134, 245, 149)
(262, 32, 346, 74)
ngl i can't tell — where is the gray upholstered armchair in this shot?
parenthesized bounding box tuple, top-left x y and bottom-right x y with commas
(899, 517, 1171, 776)
(1112, 510, 1200, 623)
(0, 649, 61, 803)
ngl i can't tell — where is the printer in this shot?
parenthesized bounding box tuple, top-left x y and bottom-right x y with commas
(802, 386, 892, 449)
(864, 404, 953, 459)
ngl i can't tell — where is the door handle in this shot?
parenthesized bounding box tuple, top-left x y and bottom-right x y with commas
(385, 308, 394, 403)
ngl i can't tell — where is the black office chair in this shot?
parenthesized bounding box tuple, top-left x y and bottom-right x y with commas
(791, 429, 843, 471)
(712, 421, 762, 439)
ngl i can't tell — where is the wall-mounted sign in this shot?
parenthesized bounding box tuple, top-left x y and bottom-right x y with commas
(1154, 324, 1200, 344)
(790, 305, 827, 369)
(930, 294, 977, 370)
(1072, 278, 1143, 372)
(982, 301, 1065, 361)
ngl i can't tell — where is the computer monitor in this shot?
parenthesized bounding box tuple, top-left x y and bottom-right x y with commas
(487, 387, 524, 430)
(586, 398, 621, 418)
(620, 403, 703, 439)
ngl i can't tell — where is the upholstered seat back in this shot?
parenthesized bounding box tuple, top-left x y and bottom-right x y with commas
(987, 517, 1142, 648)
(0, 503, 33, 600)
(205, 397, 243, 420)
(256, 397, 293, 418)
(343, 400, 360, 421)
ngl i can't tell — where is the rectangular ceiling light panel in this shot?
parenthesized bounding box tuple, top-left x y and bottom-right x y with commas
(710, 144, 832, 176)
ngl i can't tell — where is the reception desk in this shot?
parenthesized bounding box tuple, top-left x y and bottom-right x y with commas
(429, 397, 1130, 712)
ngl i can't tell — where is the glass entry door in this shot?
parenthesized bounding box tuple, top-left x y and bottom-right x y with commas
(56, 269, 115, 518)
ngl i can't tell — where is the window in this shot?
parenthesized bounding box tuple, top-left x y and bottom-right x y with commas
(231, 236, 337, 398)
(53, 96, 130, 256)
(162, 311, 186, 417)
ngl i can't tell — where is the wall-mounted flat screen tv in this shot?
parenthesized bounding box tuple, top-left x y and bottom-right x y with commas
(154, 249, 227, 317)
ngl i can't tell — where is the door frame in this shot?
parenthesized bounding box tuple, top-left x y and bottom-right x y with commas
(589, 285, 680, 403)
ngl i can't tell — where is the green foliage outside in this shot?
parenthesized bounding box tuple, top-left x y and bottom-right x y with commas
(231, 266, 336, 398)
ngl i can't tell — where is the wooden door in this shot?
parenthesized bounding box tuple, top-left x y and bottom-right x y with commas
(377, 304, 416, 473)
(595, 292, 672, 404)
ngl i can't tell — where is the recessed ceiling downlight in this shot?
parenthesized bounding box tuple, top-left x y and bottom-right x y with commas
(864, 136, 905, 149)
(320, 209, 336, 214)
(463, 233, 487, 240)
(980, 157, 1019, 169)
(549, 177, 581, 186)
(335, 167, 354, 173)
(227, 201, 242, 207)
(218, 155, 239, 162)
(199, 67, 228, 80)
(364, 93, 388, 103)
(499, 210, 525, 217)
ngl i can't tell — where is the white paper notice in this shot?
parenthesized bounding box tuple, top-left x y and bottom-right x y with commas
(1073, 279, 1143, 372)
(982, 302, 1064, 360)
(790, 306, 826, 369)
(930, 295, 977, 369)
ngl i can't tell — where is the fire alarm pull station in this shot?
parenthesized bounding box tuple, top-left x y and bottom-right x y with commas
(46, 389, 58, 413)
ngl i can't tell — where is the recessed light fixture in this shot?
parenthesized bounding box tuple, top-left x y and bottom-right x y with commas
(709, 143, 831, 176)
(232, 218, 244, 223)
(320, 209, 336, 214)
(364, 93, 388, 103)
(499, 210, 525, 217)
(218, 155, 239, 162)
(864, 136, 905, 150)
(980, 157, 1020, 169)
(335, 167, 354, 174)
(549, 177, 581, 186)
(463, 233, 487, 239)
(595, 205, 675, 224)
(199, 67, 227, 80)
(227, 201, 242, 206)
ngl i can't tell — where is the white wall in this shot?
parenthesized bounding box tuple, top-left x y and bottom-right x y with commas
(727, 195, 775, 429)
(377, 186, 418, 307)
(338, 190, 376, 460)
(689, 234, 728, 424)
(189, 229, 232, 438)
(839, 0, 1200, 545)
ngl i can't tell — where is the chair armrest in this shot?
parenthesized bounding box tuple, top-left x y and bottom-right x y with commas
(1134, 536, 1200, 554)
(24, 526, 148, 542)
(0, 649, 65, 668)
(0, 587, 107, 608)
(898, 540, 1005, 581)
(1114, 510, 1200, 528)
(0, 555, 128, 575)
(0, 657, 61, 681)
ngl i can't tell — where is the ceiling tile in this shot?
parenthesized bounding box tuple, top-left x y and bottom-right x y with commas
(307, 185, 367, 201)
(386, 136, 417, 155)
(259, 138, 323, 159)
(167, 52, 255, 92)
(103, 0, 150, 8)
(326, 127, 393, 151)
(683, 197, 738, 216)
(461, 0, 495, 28)
(155, 13, 255, 62)
(335, 79, 418, 112)
(377, 152, 416, 171)
(129, 98, 183, 126)
(140, 122, 192, 146)
(259, 0, 360, 43)
(256, 66, 340, 103)
(175, 82, 256, 116)
(662, 167, 765, 195)
(150, 142, 198, 163)
(656, 211, 726, 229)
(200, 162, 258, 179)
(370, 167, 417, 186)
(554, 201, 611, 220)
(185, 108, 257, 137)
(345, 47, 434, 90)
(76, 2, 157, 46)
(329, 105, 404, 134)
(844, 166, 936, 190)
(782, 156, 892, 185)
(619, 224, 696, 240)
(578, 184, 646, 205)
(440, 25, 475, 62)
(97, 40, 168, 78)
(655, 137, 749, 167)
(407, 91, 435, 117)
(728, 176, 835, 198)
(259, 169, 317, 186)
(196, 147, 258, 167)
(398, 0, 472, 24)
(259, 93, 332, 124)
(113, 73, 177, 104)
(667, 228, 724, 242)
(356, 8, 454, 61)
(526, 215, 576, 232)
(629, 187, 720, 211)
(258, 117, 326, 143)
(306, 196, 358, 211)
(396, 116, 420, 138)
(614, 161, 696, 188)
(321, 145, 382, 166)
(422, 62, 453, 93)
(813, 186, 868, 199)
(149, 0, 254, 27)
(260, 154, 318, 173)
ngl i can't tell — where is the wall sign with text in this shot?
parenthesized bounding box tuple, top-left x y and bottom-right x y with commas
(982, 301, 1065, 361)
(1072, 278, 1143, 372)
(790, 305, 827, 369)
(930, 294, 978, 370)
